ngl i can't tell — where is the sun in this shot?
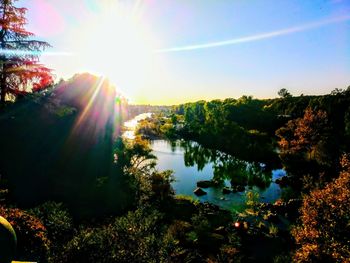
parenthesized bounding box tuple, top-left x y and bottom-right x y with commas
(75, 2, 156, 99)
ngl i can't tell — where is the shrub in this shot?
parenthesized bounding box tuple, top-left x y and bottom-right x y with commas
(292, 155, 350, 262)
(62, 208, 179, 263)
(0, 205, 50, 262)
(29, 202, 74, 259)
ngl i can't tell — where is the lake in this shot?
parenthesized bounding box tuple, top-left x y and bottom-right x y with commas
(123, 113, 285, 212)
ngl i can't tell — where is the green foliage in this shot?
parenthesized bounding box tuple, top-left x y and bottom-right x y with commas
(114, 136, 156, 175)
(181, 140, 273, 190)
(54, 106, 76, 117)
(278, 88, 292, 98)
(268, 224, 279, 237)
(190, 214, 211, 241)
(175, 195, 200, 205)
(62, 208, 180, 263)
(28, 202, 74, 259)
(245, 190, 260, 215)
(135, 113, 179, 139)
(280, 186, 299, 202)
(172, 97, 278, 163)
(273, 254, 291, 263)
(0, 73, 128, 219)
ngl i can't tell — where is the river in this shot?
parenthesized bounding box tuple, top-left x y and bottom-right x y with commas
(123, 113, 284, 211)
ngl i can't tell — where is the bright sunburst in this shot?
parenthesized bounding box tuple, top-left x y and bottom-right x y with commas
(74, 1, 156, 99)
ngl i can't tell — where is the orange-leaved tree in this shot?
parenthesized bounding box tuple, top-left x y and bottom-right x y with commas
(0, 0, 53, 103)
(276, 107, 335, 190)
(292, 154, 350, 262)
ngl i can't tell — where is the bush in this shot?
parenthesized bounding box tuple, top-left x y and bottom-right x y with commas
(62, 208, 179, 263)
(292, 155, 350, 262)
(0, 205, 50, 262)
(29, 202, 74, 258)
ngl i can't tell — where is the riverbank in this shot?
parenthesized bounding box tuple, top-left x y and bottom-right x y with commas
(123, 114, 285, 212)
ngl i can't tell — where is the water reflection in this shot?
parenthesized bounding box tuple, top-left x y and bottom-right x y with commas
(123, 113, 284, 211)
(152, 139, 283, 211)
(178, 140, 272, 190)
(122, 113, 152, 139)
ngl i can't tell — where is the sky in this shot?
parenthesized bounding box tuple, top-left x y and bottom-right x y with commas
(17, 0, 350, 105)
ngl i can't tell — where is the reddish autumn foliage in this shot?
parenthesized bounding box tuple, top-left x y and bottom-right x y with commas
(0, 205, 50, 262)
(276, 107, 334, 189)
(0, 0, 53, 103)
(292, 155, 350, 262)
(277, 107, 330, 161)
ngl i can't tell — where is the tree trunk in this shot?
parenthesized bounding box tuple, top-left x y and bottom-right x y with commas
(0, 71, 6, 104)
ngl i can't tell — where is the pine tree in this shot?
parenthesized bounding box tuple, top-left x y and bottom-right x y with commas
(0, 0, 53, 103)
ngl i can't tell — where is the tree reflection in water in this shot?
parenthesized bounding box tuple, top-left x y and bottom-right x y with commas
(178, 140, 272, 190)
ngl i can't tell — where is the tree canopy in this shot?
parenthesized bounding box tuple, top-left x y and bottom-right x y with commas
(0, 0, 52, 103)
(278, 88, 292, 98)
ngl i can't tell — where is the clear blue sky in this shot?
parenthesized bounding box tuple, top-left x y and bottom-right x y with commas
(19, 0, 350, 104)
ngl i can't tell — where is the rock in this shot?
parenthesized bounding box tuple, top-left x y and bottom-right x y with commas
(222, 187, 231, 194)
(194, 187, 207, 196)
(196, 180, 213, 188)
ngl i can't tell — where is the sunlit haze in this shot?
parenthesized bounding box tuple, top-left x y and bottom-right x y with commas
(20, 0, 350, 105)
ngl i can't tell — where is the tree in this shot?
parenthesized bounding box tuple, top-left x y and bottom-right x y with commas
(292, 155, 350, 262)
(276, 107, 333, 189)
(278, 88, 292, 98)
(0, 0, 53, 103)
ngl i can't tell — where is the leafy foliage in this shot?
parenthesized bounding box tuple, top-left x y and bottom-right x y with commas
(172, 97, 279, 164)
(0, 0, 53, 103)
(28, 202, 74, 259)
(0, 205, 50, 262)
(276, 107, 336, 190)
(61, 208, 180, 263)
(292, 155, 350, 262)
(278, 88, 292, 98)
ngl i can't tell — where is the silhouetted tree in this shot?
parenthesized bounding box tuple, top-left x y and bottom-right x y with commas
(0, 0, 52, 103)
(278, 88, 292, 98)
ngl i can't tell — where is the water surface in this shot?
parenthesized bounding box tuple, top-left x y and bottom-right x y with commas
(123, 113, 284, 211)
(152, 139, 284, 211)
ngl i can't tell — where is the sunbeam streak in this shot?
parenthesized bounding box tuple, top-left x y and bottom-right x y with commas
(155, 15, 350, 53)
(73, 76, 106, 130)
